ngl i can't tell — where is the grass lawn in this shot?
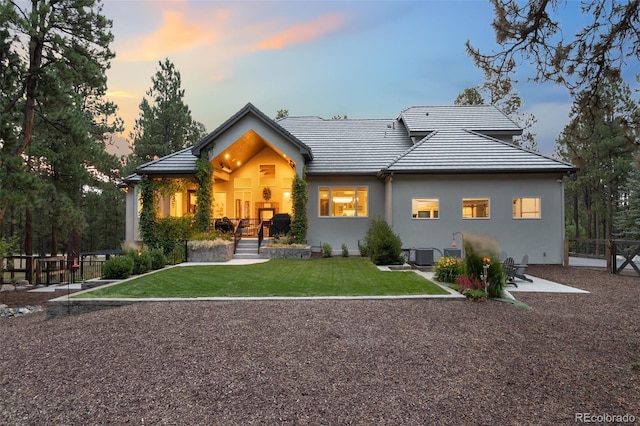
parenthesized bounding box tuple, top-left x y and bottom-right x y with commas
(74, 257, 448, 298)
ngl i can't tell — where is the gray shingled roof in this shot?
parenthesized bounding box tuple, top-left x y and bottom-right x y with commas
(125, 104, 574, 182)
(399, 105, 521, 135)
(384, 129, 575, 173)
(277, 117, 409, 174)
(135, 147, 198, 175)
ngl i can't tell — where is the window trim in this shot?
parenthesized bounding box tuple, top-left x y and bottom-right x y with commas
(462, 197, 490, 219)
(411, 198, 440, 220)
(318, 186, 369, 218)
(513, 197, 541, 219)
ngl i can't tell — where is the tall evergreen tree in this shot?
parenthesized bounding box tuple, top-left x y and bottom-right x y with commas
(128, 58, 206, 170)
(0, 0, 120, 272)
(557, 78, 639, 240)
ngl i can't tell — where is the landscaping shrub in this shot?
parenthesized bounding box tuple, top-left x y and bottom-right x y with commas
(364, 217, 403, 265)
(149, 248, 166, 270)
(102, 256, 134, 279)
(454, 274, 486, 301)
(154, 216, 194, 256)
(462, 233, 504, 298)
(322, 242, 333, 258)
(433, 256, 465, 283)
(358, 241, 368, 257)
(341, 243, 349, 257)
(127, 250, 153, 275)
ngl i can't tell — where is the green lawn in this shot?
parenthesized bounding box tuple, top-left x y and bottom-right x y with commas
(74, 257, 448, 298)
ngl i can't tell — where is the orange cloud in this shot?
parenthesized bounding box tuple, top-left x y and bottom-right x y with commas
(118, 10, 220, 62)
(255, 12, 347, 50)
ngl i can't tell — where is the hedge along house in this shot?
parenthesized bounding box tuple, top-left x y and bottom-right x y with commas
(121, 102, 576, 264)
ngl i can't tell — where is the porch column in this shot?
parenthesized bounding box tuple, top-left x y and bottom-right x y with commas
(385, 175, 393, 225)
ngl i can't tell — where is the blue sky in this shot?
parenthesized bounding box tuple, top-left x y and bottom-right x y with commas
(103, 0, 584, 157)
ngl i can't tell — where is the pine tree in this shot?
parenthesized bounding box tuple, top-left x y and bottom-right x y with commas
(128, 58, 206, 170)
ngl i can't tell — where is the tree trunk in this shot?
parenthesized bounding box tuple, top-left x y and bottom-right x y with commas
(25, 207, 33, 283)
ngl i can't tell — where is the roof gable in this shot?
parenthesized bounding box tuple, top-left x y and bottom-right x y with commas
(192, 103, 312, 160)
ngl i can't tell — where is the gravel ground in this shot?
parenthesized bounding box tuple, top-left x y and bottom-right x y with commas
(1, 265, 639, 425)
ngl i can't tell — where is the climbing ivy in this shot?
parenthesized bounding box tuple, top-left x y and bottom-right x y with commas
(194, 157, 213, 232)
(138, 176, 160, 248)
(290, 169, 308, 244)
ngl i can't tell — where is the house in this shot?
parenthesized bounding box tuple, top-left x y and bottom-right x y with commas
(121, 102, 575, 264)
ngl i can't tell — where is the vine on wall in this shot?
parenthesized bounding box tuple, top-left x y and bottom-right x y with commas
(194, 157, 213, 232)
(290, 169, 308, 244)
(139, 175, 160, 247)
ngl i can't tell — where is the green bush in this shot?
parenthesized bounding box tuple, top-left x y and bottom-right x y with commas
(127, 250, 153, 275)
(341, 243, 349, 257)
(150, 248, 166, 270)
(358, 241, 368, 257)
(364, 217, 403, 265)
(322, 242, 333, 258)
(102, 256, 134, 279)
(154, 216, 194, 256)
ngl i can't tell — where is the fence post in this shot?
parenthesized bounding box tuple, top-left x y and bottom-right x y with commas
(606, 240, 612, 273)
(563, 238, 569, 267)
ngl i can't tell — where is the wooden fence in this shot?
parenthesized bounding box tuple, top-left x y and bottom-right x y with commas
(564, 238, 640, 277)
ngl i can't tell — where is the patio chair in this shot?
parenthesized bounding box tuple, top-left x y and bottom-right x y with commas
(514, 254, 533, 283)
(502, 257, 517, 287)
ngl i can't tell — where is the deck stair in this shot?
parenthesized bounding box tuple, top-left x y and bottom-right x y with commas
(233, 238, 273, 260)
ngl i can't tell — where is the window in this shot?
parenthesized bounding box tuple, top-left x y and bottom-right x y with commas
(259, 164, 276, 186)
(462, 198, 489, 219)
(513, 197, 541, 219)
(412, 199, 439, 219)
(319, 187, 368, 217)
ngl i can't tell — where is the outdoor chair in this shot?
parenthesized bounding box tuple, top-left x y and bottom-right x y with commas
(514, 254, 533, 283)
(502, 257, 517, 287)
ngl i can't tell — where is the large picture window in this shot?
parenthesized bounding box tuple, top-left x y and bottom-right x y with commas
(412, 199, 439, 219)
(513, 197, 541, 219)
(462, 198, 490, 219)
(319, 187, 368, 217)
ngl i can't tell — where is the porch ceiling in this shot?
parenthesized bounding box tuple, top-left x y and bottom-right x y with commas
(213, 129, 286, 172)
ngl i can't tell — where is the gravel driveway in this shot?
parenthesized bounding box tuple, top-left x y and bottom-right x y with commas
(1, 265, 639, 425)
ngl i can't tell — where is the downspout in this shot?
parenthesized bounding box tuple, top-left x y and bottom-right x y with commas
(385, 174, 393, 226)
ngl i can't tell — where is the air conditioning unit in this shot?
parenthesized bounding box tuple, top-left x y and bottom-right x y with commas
(415, 248, 434, 266)
(444, 248, 462, 258)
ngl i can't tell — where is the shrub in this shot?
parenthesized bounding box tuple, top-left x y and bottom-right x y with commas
(364, 216, 403, 265)
(433, 256, 465, 283)
(154, 216, 194, 256)
(341, 243, 349, 257)
(150, 248, 166, 270)
(127, 250, 152, 275)
(463, 233, 504, 298)
(102, 256, 134, 279)
(358, 241, 368, 257)
(322, 242, 333, 258)
(455, 274, 487, 301)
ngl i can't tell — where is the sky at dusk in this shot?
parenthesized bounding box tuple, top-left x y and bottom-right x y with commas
(102, 0, 590, 157)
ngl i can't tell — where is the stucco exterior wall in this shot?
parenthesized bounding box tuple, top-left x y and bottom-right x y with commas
(306, 175, 385, 254)
(389, 173, 567, 264)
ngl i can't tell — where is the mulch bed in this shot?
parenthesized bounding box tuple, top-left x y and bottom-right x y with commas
(1, 264, 638, 425)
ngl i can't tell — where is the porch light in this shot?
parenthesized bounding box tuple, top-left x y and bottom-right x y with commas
(284, 191, 291, 198)
(236, 161, 241, 166)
